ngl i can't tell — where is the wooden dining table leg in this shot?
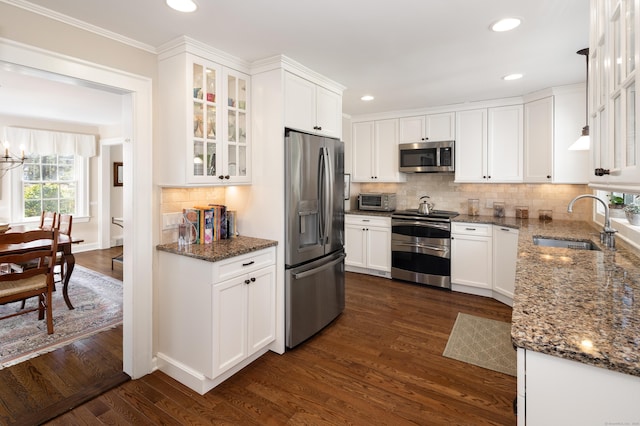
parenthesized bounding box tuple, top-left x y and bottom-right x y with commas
(61, 246, 76, 310)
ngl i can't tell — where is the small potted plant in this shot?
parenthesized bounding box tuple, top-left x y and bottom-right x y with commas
(623, 203, 640, 226)
(608, 194, 625, 208)
(608, 194, 626, 218)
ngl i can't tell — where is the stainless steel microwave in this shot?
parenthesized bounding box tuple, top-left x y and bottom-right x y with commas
(399, 141, 455, 173)
(358, 193, 397, 212)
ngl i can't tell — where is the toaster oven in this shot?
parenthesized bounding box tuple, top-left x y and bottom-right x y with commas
(358, 193, 397, 212)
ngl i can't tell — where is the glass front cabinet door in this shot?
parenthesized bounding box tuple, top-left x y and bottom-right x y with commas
(590, 0, 639, 186)
(191, 62, 221, 182)
(223, 69, 249, 181)
(190, 61, 250, 184)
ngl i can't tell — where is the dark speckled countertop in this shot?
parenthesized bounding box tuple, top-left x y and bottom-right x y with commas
(456, 215, 640, 377)
(156, 236, 277, 263)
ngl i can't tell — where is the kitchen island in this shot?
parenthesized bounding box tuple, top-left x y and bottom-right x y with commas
(456, 216, 640, 424)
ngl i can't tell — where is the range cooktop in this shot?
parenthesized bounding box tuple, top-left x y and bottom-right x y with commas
(392, 209, 460, 219)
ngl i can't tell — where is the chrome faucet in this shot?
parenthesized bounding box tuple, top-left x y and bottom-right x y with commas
(567, 194, 617, 249)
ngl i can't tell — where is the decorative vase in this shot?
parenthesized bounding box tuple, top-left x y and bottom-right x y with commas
(623, 204, 640, 225)
(625, 210, 640, 226)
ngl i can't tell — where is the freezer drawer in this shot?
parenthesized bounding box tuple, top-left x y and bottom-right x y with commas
(285, 251, 345, 348)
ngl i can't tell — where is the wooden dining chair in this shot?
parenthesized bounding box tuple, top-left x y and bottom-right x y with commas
(0, 229, 59, 334)
(53, 214, 73, 284)
(40, 211, 57, 231)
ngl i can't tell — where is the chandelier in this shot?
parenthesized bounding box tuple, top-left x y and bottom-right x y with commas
(1, 142, 26, 177)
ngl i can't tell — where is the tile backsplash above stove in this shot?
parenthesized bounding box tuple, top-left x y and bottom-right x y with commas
(356, 174, 591, 222)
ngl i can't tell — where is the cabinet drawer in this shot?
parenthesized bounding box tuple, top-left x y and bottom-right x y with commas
(345, 214, 391, 228)
(214, 247, 276, 282)
(452, 222, 492, 236)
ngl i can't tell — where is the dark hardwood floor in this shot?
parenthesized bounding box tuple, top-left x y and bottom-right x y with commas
(2, 250, 516, 425)
(44, 268, 514, 425)
(0, 247, 126, 426)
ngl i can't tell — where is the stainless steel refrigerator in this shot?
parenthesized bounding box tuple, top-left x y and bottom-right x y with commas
(285, 128, 345, 349)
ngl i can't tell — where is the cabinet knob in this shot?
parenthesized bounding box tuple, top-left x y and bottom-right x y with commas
(594, 168, 610, 176)
(218, 175, 225, 180)
(250, 277, 256, 282)
(547, 175, 551, 179)
(244, 279, 251, 285)
(224, 175, 230, 179)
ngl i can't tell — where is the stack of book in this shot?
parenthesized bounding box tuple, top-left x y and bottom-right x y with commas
(182, 205, 237, 244)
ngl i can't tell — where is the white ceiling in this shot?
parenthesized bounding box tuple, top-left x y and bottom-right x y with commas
(0, 0, 589, 124)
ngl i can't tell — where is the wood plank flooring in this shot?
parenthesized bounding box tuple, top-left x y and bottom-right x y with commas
(0, 247, 126, 426)
(40, 269, 516, 425)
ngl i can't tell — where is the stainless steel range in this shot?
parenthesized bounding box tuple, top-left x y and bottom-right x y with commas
(391, 209, 459, 289)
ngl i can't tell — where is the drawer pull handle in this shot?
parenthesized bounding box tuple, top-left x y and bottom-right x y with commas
(500, 228, 510, 232)
(465, 228, 477, 231)
(242, 261, 255, 267)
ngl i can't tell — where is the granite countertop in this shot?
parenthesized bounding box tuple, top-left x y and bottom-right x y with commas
(156, 235, 278, 263)
(458, 215, 640, 377)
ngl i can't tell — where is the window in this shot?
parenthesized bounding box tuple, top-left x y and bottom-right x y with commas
(23, 154, 76, 219)
(11, 154, 89, 223)
(595, 190, 640, 249)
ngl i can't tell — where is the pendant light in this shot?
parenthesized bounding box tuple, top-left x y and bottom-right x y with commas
(569, 48, 590, 151)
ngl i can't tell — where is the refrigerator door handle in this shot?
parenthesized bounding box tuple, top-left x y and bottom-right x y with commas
(318, 148, 327, 243)
(292, 253, 346, 280)
(323, 146, 333, 246)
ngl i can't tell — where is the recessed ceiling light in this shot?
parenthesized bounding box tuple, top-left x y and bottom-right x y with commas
(503, 73, 523, 81)
(361, 95, 374, 101)
(166, 0, 198, 13)
(491, 17, 522, 32)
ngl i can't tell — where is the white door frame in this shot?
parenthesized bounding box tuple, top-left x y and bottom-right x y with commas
(0, 37, 154, 378)
(100, 137, 124, 250)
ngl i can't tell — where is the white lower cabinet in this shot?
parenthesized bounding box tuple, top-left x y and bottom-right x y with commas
(451, 223, 493, 289)
(452, 222, 518, 305)
(518, 348, 640, 425)
(345, 214, 391, 276)
(492, 226, 519, 306)
(157, 247, 276, 394)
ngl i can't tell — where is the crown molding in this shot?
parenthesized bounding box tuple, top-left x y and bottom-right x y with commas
(1, 0, 157, 54)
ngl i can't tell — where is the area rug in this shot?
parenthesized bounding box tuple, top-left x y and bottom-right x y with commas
(0, 265, 122, 369)
(443, 312, 516, 376)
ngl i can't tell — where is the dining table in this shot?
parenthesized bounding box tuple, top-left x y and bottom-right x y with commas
(1, 225, 84, 310)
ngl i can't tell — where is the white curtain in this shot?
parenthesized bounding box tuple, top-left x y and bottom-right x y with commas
(4, 126, 97, 157)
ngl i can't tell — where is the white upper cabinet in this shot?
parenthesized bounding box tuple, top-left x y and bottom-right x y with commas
(284, 72, 342, 138)
(399, 112, 455, 143)
(455, 105, 523, 183)
(455, 109, 488, 182)
(158, 46, 250, 186)
(524, 96, 554, 182)
(590, 0, 640, 189)
(488, 105, 524, 182)
(352, 119, 406, 182)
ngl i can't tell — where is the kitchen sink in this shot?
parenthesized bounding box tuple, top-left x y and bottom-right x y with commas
(532, 236, 601, 251)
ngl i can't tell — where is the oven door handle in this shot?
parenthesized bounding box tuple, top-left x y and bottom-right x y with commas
(393, 241, 448, 252)
(391, 220, 450, 231)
